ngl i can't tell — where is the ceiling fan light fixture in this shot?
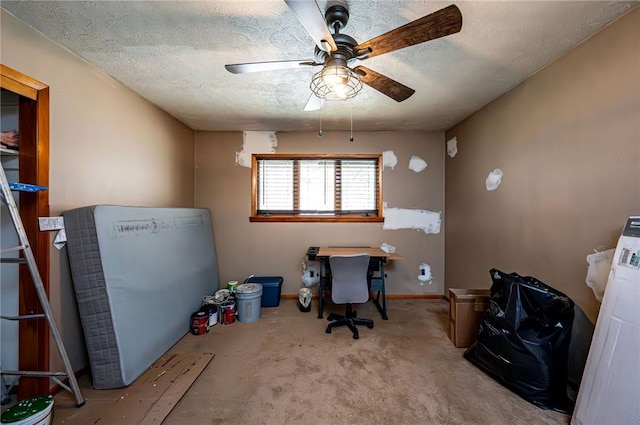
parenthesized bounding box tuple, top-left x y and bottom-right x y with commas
(227, 3, 463, 109)
(322, 65, 348, 87)
(310, 63, 362, 101)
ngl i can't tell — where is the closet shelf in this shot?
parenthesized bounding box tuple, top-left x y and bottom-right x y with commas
(7, 182, 47, 192)
(0, 146, 19, 155)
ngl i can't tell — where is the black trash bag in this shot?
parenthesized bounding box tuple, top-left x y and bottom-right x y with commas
(567, 304, 594, 401)
(464, 268, 575, 414)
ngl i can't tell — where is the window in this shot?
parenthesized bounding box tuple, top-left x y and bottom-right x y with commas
(251, 154, 383, 222)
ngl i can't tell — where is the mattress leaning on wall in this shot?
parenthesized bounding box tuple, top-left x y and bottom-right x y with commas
(63, 205, 220, 389)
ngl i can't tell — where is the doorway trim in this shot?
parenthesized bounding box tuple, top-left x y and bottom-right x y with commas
(1, 64, 50, 399)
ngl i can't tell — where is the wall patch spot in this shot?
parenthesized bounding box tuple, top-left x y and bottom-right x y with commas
(408, 155, 428, 173)
(418, 263, 433, 285)
(447, 137, 458, 158)
(383, 203, 441, 234)
(382, 150, 398, 169)
(235, 131, 277, 168)
(486, 168, 504, 191)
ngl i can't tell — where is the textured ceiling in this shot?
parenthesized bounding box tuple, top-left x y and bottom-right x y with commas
(2, 1, 638, 132)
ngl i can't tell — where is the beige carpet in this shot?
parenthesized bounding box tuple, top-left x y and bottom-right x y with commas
(54, 299, 571, 425)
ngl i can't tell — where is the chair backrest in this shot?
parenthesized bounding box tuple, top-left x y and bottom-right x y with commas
(329, 254, 371, 305)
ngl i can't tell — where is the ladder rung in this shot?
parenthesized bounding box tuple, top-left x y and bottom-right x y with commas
(0, 258, 27, 264)
(0, 370, 68, 378)
(1, 245, 26, 254)
(1, 314, 46, 320)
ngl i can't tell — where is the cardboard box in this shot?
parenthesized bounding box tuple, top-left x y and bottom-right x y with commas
(449, 288, 490, 348)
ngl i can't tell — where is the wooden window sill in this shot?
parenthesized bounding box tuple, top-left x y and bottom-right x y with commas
(249, 215, 384, 223)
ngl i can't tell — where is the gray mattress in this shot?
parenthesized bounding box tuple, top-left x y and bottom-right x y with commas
(63, 205, 219, 389)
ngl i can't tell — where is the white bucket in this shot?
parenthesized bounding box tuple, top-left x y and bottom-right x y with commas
(0, 395, 53, 425)
(236, 283, 263, 323)
(200, 301, 218, 328)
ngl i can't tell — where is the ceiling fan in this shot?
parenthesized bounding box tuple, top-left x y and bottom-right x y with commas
(225, 1, 462, 111)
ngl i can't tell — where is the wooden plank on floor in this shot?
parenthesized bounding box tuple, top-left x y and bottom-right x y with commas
(54, 352, 214, 425)
(139, 353, 214, 425)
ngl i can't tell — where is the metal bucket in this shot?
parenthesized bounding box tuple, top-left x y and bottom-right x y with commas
(219, 300, 236, 325)
(200, 303, 218, 328)
(190, 310, 209, 335)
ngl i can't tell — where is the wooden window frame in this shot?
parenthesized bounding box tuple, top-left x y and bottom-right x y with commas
(1, 64, 51, 398)
(250, 153, 383, 223)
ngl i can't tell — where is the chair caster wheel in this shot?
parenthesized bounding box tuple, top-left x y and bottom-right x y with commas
(353, 333, 359, 340)
(326, 327, 331, 334)
(367, 323, 374, 329)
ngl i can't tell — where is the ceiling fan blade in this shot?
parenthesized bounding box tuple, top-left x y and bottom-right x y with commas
(355, 4, 462, 60)
(285, 0, 337, 52)
(303, 94, 325, 111)
(225, 60, 318, 74)
(354, 66, 415, 102)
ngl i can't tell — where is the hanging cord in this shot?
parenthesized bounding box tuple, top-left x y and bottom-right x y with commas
(318, 107, 323, 137)
(203, 274, 254, 306)
(350, 103, 354, 142)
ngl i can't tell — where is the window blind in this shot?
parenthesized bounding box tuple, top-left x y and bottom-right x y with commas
(256, 157, 379, 216)
(258, 160, 293, 211)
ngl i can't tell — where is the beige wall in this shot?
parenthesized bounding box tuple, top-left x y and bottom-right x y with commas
(1, 10, 196, 372)
(4, 2, 636, 382)
(195, 131, 445, 298)
(444, 8, 640, 322)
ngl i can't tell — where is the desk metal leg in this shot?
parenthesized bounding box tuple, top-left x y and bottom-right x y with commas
(317, 261, 324, 319)
(372, 260, 389, 320)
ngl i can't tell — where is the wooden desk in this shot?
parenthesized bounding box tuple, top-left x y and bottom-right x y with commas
(314, 247, 403, 320)
(317, 247, 403, 261)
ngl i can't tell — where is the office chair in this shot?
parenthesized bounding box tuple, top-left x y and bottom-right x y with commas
(326, 254, 374, 339)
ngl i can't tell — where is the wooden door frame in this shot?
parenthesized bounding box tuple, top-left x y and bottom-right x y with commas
(1, 64, 50, 399)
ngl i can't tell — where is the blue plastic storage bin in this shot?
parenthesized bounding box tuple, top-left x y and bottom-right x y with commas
(246, 276, 283, 307)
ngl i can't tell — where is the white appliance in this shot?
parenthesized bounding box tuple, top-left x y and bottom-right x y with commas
(572, 216, 640, 425)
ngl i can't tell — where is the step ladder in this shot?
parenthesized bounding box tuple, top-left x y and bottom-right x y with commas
(0, 161, 84, 407)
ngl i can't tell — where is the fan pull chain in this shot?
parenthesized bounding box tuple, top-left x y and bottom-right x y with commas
(318, 108, 323, 137)
(350, 103, 354, 142)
